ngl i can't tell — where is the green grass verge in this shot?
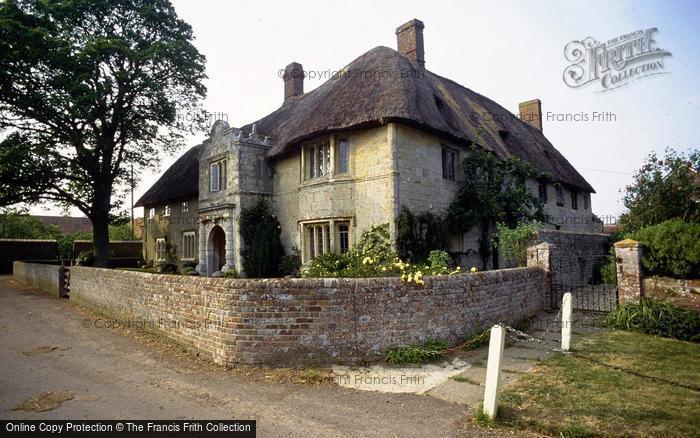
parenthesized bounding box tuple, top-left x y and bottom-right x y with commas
(486, 329, 700, 437)
(385, 340, 448, 365)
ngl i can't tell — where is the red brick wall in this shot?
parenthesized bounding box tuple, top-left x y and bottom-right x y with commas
(69, 267, 545, 366)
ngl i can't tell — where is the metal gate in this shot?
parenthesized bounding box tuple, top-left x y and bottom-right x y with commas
(551, 254, 618, 312)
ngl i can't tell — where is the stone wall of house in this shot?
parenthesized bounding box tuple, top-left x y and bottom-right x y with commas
(526, 179, 603, 233)
(272, 125, 396, 263)
(393, 124, 487, 269)
(143, 199, 200, 268)
(13, 261, 65, 297)
(69, 266, 545, 366)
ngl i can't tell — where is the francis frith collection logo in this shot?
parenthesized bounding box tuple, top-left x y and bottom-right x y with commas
(563, 28, 672, 92)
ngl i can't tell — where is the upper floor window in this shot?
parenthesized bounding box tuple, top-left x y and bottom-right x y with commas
(571, 190, 579, 210)
(181, 201, 189, 213)
(148, 208, 155, 219)
(583, 193, 590, 210)
(336, 139, 350, 174)
(442, 146, 456, 181)
(538, 180, 548, 203)
(163, 205, 171, 216)
(555, 184, 565, 207)
(305, 142, 330, 180)
(210, 160, 226, 192)
(181, 231, 196, 261)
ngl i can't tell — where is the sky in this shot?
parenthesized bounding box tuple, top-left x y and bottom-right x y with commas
(31, 0, 700, 223)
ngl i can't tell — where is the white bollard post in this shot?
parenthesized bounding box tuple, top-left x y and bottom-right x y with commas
(483, 324, 506, 419)
(561, 292, 573, 351)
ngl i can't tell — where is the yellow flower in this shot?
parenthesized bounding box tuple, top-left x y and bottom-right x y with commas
(401, 273, 407, 281)
(381, 266, 387, 272)
(406, 273, 413, 283)
(456, 266, 461, 271)
(470, 266, 478, 273)
(414, 271, 423, 285)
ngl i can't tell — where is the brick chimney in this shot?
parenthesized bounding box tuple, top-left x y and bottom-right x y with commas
(396, 19, 425, 67)
(519, 99, 543, 131)
(283, 62, 304, 101)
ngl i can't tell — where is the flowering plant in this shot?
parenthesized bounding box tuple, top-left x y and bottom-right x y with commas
(303, 224, 467, 285)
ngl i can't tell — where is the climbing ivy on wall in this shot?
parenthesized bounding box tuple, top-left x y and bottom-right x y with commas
(239, 201, 284, 278)
(447, 132, 551, 269)
(396, 207, 449, 263)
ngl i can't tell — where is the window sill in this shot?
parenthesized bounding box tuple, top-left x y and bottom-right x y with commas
(300, 175, 354, 189)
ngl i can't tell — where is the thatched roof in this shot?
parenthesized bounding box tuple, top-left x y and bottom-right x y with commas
(138, 45, 594, 207)
(134, 144, 202, 207)
(244, 46, 594, 192)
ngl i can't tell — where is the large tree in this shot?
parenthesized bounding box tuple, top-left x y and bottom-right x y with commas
(0, 0, 206, 266)
(619, 148, 699, 232)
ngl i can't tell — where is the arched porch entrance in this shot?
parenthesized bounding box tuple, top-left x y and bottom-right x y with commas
(207, 225, 226, 276)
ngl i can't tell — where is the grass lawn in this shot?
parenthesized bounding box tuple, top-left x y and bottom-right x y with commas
(490, 329, 700, 437)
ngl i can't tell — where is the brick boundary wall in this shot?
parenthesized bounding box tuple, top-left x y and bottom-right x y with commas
(13, 261, 65, 297)
(69, 266, 546, 366)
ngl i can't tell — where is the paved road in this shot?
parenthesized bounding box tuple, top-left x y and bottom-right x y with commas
(0, 277, 481, 437)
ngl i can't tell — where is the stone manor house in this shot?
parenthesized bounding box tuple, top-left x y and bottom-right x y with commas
(135, 19, 601, 276)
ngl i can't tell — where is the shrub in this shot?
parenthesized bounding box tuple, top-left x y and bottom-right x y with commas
(494, 222, 541, 267)
(75, 250, 94, 266)
(222, 269, 239, 278)
(303, 224, 396, 278)
(426, 250, 452, 275)
(607, 298, 700, 342)
(396, 207, 449, 262)
(279, 246, 301, 277)
(182, 261, 197, 270)
(156, 241, 179, 274)
(385, 339, 449, 364)
(591, 249, 617, 285)
(632, 219, 700, 278)
(303, 224, 462, 282)
(239, 201, 284, 278)
(181, 266, 196, 275)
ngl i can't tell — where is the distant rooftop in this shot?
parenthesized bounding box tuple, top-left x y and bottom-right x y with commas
(34, 215, 92, 235)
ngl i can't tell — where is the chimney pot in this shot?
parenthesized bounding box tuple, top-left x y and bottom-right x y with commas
(395, 19, 425, 67)
(519, 99, 543, 131)
(283, 62, 304, 101)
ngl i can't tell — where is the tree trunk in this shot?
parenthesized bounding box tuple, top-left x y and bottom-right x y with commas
(90, 173, 114, 268)
(92, 214, 110, 268)
(478, 220, 492, 271)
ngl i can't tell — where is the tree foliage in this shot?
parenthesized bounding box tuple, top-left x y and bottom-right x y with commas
(239, 201, 284, 278)
(494, 221, 541, 268)
(447, 138, 549, 269)
(632, 219, 700, 279)
(619, 148, 699, 232)
(0, 207, 56, 239)
(0, 0, 207, 266)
